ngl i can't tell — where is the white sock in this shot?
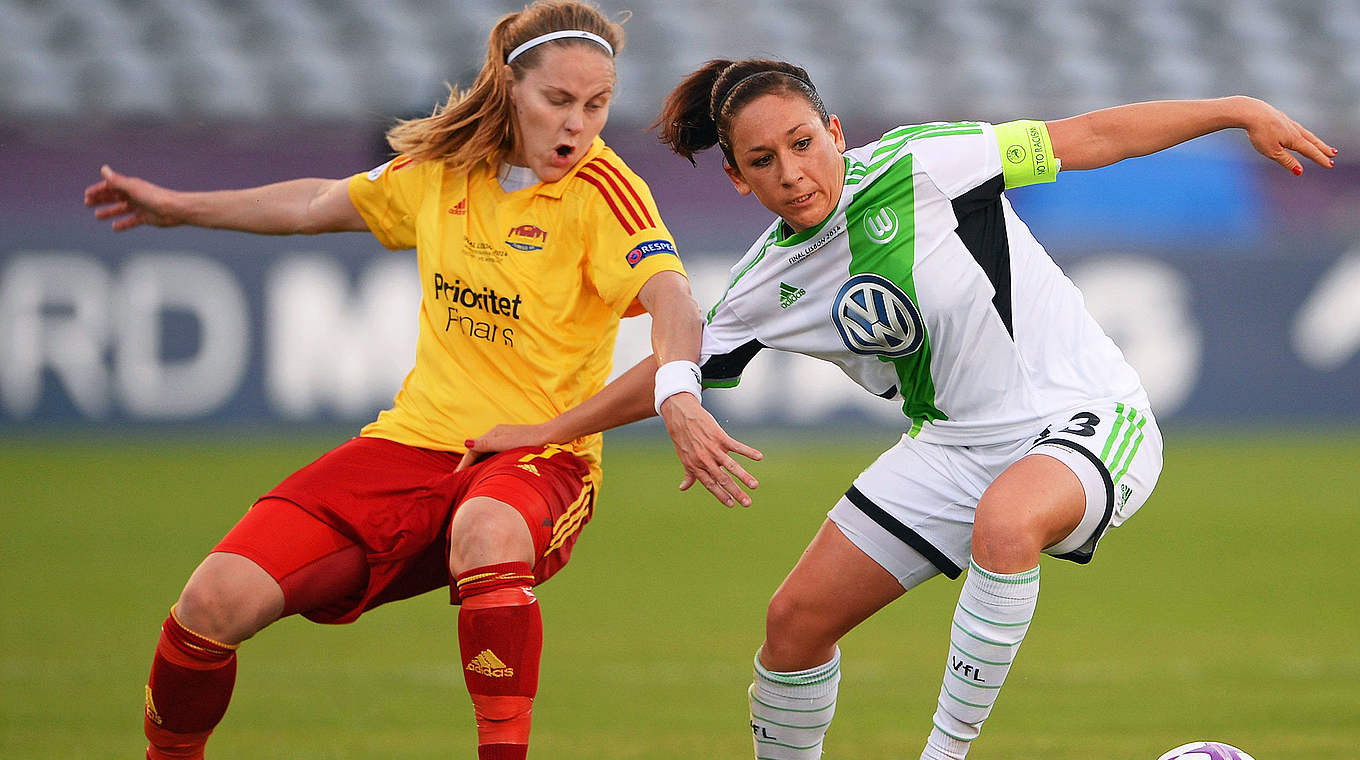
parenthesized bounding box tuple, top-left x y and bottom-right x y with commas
(749, 647, 840, 759)
(921, 560, 1039, 760)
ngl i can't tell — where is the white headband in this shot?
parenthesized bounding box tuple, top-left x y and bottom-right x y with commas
(506, 30, 614, 63)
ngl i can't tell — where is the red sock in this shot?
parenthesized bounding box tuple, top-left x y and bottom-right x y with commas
(456, 562, 541, 760)
(144, 608, 238, 760)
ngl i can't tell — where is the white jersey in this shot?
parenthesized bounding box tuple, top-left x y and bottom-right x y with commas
(700, 120, 1146, 445)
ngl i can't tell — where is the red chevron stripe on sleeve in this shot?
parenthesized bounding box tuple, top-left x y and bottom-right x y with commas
(592, 159, 656, 227)
(578, 169, 637, 235)
(582, 161, 647, 231)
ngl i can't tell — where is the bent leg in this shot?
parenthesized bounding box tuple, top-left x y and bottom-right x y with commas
(145, 553, 280, 760)
(921, 454, 1084, 760)
(146, 498, 368, 760)
(751, 520, 906, 760)
(971, 453, 1085, 574)
(762, 519, 907, 671)
(450, 497, 540, 760)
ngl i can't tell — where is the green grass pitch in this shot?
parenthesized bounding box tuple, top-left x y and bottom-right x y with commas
(2, 427, 1358, 759)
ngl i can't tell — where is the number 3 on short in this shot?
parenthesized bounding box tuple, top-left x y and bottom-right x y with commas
(1058, 411, 1100, 437)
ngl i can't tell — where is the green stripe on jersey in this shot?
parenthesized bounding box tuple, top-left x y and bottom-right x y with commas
(844, 154, 946, 427)
(848, 123, 983, 185)
(706, 229, 779, 323)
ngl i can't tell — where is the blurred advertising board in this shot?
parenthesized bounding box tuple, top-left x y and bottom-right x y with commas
(3, 126, 1358, 429)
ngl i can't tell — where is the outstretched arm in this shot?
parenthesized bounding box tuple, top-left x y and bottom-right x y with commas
(1046, 96, 1337, 174)
(464, 354, 659, 452)
(636, 271, 764, 505)
(83, 165, 368, 234)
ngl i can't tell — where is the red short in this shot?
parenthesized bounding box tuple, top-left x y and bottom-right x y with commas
(213, 436, 596, 624)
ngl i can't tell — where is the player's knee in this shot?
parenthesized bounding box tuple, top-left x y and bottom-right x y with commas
(763, 590, 836, 664)
(971, 504, 1047, 570)
(175, 559, 282, 644)
(175, 581, 252, 644)
(449, 499, 534, 574)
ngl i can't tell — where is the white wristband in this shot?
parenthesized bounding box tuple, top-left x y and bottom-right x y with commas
(654, 360, 703, 415)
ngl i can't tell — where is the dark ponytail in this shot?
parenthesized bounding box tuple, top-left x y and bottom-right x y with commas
(652, 59, 731, 165)
(653, 58, 828, 166)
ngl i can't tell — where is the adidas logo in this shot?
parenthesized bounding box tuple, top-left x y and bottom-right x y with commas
(466, 649, 515, 678)
(779, 282, 806, 308)
(1118, 483, 1133, 509)
(448, 198, 467, 215)
(516, 463, 540, 476)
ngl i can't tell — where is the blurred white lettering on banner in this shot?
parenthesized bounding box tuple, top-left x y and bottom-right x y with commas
(1293, 246, 1360, 371)
(115, 252, 249, 418)
(1, 252, 114, 417)
(265, 254, 418, 418)
(1, 252, 250, 419)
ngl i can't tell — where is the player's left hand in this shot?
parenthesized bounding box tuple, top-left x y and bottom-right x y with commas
(456, 424, 551, 471)
(658, 392, 763, 507)
(1241, 97, 1338, 175)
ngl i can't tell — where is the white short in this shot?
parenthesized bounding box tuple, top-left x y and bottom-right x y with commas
(829, 400, 1164, 591)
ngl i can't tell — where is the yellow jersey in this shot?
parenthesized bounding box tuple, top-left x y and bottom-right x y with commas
(347, 137, 684, 476)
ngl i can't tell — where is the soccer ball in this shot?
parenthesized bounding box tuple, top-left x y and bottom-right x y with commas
(1156, 741, 1256, 760)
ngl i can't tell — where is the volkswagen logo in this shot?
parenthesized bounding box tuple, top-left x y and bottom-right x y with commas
(832, 273, 925, 357)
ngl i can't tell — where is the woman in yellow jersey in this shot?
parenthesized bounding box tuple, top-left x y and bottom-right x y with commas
(83, 3, 757, 758)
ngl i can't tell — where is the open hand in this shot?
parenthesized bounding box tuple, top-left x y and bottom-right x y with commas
(658, 392, 763, 507)
(83, 165, 183, 231)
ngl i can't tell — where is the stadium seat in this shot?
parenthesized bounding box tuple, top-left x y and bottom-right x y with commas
(0, 0, 1352, 139)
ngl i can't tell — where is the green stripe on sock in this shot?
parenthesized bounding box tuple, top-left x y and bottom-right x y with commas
(749, 714, 834, 730)
(949, 640, 1013, 666)
(947, 668, 1002, 689)
(957, 604, 1032, 628)
(754, 662, 838, 687)
(967, 560, 1039, 584)
(748, 686, 836, 714)
(755, 737, 823, 750)
(942, 682, 993, 708)
(952, 620, 1019, 648)
(932, 718, 975, 741)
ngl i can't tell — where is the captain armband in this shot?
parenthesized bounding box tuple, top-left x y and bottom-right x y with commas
(994, 120, 1061, 188)
(654, 360, 703, 415)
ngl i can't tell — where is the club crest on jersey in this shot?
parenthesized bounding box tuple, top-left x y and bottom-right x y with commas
(626, 239, 677, 268)
(862, 206, 899, 245)
(506, 224, 547, 251)
(832, 273, 925, 357)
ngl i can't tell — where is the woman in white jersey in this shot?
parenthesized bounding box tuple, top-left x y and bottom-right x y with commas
(463, 58, 1335, 760)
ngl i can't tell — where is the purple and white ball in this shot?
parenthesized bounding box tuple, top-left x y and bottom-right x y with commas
(1156, 741, 1256, 760)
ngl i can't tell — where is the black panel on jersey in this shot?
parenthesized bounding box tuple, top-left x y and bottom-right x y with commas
(700, 339, 765, 385)
(952, 173, 1013, 337)
(845, 485, 963, 579)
